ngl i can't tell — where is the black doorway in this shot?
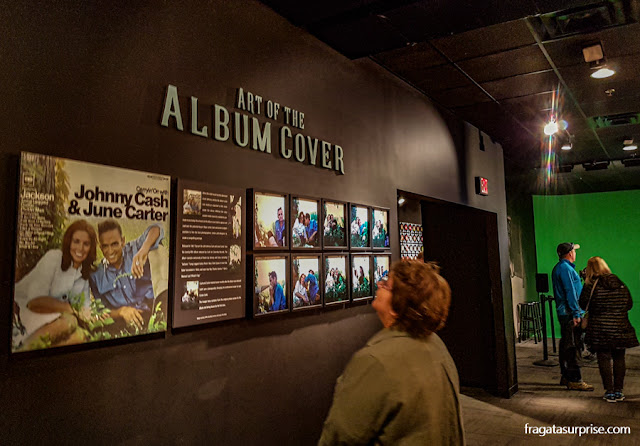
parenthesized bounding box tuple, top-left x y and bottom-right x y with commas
(418, 198, 509, 395)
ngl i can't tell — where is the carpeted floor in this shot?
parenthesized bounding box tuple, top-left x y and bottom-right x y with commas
(461, 339, 640, 444)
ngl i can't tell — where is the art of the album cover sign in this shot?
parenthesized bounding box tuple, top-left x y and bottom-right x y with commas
(173, 179, 244, 328)
(12, 152, 171, 353)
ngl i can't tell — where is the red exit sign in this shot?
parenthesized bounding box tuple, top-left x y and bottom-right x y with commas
(475, 177, 489, 196)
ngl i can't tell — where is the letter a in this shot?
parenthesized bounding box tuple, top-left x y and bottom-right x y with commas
(160, 84, 184, 131)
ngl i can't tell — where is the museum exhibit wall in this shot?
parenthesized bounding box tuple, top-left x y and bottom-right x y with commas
(0, 1, 513, 444)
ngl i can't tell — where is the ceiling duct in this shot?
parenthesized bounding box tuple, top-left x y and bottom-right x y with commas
(534, 0, 633, 39)
(583, 160, 611, 170)
(589, 112, 640, 129)
(622, 157, 640, 167)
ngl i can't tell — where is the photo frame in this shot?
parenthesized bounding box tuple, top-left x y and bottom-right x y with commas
(250, 190, 288, 250)
(290, 196, 321, 250)
(348, 203, 370, 249)
(323, 254, 349, 305)
(351, 254, 372, 301)
(291, 254, 322, 310)
(12, 152, 171, 353)
(253, 254, 290, 316)
(372, 254, 391, 294)
(322, 200, 347, 249)
(371, 207, 390, 250)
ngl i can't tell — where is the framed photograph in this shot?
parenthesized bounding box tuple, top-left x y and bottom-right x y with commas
(252, 190, 288, 249)
(180, 281, 200, 311)
(349, 204, 370, 249)
(351, 254, 372, 301)
(290, 196, 320, 249)
(322, 200, 347, 249)
(372, 254, 391, 294)
(291, 254, 322, 310)
(182, 189, 203, 216)
(253, 254, 289, 316)
(12, 152, 171, 353)
(323, 254, 349, 305)
(371, 207, 390, 249)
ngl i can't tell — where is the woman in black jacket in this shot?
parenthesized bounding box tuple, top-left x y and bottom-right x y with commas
(579, 256, 639, 403)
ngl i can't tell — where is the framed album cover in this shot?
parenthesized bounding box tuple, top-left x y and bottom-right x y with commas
(349, 203, 370, 249)
(291, 254, 322, 310)
(322, 200, 347, 249)
(323, 254, 349, 305)
(253, 254, 289, 316)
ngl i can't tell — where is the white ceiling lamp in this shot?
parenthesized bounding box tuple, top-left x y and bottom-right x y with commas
(623, 138, 637, 151)
(561, 142, 572, 150)
(544, 120, 558, 136)
(583, 42, 616, 79)
(591, 67, 615, 79)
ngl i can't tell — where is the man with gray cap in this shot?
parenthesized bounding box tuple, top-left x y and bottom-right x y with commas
(551, 242, 593, 391)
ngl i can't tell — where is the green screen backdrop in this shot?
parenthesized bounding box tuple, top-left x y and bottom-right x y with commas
(533, 190, 640, 337)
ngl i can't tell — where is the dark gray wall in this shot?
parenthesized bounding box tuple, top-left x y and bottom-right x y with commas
(0, 1, 515, 444)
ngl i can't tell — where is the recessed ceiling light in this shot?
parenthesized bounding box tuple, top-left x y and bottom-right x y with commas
(623, 144, 638, 151)
(561, 143, 572, 150)
(591, 67, 615, 79)
(544, 121, 558, 136)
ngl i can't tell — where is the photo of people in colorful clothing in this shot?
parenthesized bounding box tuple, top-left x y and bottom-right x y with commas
(254, 256, 288, 314)
(373, 255, 390, 293)
(292, 256, 321, 309)
(254, 192, 286, 248)
(351, 255, 372, 300)
(324, 255, 348, 304)
(350, 205, 369, 248)
(372, 208, 390, 248)
(323, 201, 346, 247)
(12, 152, 170, 353)
(291, 197, 319, 248)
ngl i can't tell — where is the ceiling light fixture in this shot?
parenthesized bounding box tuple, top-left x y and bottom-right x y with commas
(561, 142, 572, 150)
(623, 138, 637, 151)
(583, 42, 615, 79)
(591, 67, 615, 79)
(398, 197, 406, 205)
(544, 120, 558, 136)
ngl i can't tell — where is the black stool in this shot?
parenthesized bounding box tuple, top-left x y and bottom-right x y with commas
(518, 302, 543, 343)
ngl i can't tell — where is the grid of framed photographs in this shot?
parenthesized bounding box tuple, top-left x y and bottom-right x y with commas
(248, 189, 391, 316)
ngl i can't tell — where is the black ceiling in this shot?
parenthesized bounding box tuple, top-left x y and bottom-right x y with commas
(259, 0, 640, 193)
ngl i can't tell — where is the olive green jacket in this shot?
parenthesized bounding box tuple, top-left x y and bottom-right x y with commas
(319, 329, 465, 445)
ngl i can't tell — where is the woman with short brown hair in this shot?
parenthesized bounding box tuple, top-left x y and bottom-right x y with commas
(319, 260, 464, 445)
